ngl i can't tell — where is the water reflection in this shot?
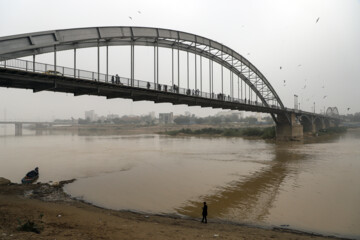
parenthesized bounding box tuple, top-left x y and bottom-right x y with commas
(1, 128, 359, 238)
(177, 142, 306, 224)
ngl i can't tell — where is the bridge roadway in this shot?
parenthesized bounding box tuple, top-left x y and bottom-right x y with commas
(0, 59, 339, 140)
(0, 58, 330, 116)
(0, 120, 71, 136)
(0, 27, 340, 140)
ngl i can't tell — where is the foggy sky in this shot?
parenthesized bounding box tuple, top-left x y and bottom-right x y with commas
(0, 0, 359, 121)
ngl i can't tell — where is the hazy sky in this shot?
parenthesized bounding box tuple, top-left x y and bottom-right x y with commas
(0, 0, 359, 121)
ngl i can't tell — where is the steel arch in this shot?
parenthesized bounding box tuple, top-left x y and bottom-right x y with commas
(0, 26, 284, 109)
(326, 107, 339, 117)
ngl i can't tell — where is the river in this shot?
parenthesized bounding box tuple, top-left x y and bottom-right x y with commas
(0, 126, 359, 239)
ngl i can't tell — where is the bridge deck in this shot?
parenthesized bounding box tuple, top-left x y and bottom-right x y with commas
(0, 67, 286, 114)
(0, 64, 337, 122)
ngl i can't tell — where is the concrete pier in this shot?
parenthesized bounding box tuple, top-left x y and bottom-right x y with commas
(276, 113, 303, 141)
(14, 123, 22, 136)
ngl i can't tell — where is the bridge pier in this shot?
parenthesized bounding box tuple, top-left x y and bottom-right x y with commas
(276, 113, 303, 141)
(15, 123, 22, 136)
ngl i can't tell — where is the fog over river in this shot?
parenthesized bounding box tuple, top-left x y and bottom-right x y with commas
(1, 127, 359, 239)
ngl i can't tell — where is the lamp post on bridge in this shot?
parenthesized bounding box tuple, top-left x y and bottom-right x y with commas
(314, 102, 316, 113)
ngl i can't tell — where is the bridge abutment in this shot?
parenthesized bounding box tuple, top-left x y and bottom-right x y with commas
(15, 123, 22, 136)
(276, 113, 303, 141)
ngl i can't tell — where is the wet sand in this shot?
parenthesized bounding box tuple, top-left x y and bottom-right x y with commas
(0, 179, 344, 240)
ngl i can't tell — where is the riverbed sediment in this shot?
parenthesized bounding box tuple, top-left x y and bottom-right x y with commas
(0, 179, 346, 240)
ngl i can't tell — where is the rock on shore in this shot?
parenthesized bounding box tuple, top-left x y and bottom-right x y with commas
(0, 177, 11, 185)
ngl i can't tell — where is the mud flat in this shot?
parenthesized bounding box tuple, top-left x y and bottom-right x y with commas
(0, 178, 346, 240)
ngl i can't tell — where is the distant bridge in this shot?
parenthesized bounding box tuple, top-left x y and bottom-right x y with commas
(0, 27, 339, 140)
(0, 121, 72, 136)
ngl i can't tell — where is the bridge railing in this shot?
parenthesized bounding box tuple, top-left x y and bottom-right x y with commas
(0, 58, 284, 110)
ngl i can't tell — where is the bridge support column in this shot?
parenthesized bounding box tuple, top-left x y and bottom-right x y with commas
(311, 123, 317, 134)
(276, 113, 303, 141)
(15, 123, 22, 136)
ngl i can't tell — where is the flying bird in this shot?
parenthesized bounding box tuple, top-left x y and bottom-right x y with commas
(323, 95, 327, 99)
(298, 64, 302, 67)
(302, 85, 306, 89)
(138, 11, 141, 14)
(322, 86, 325, 88)
(280, 66, 282, 70)
(129, 16, 133, 20)
(283, 80, 286, 83)
(347, 108, 351, 111)
(316, 17, 320, 23)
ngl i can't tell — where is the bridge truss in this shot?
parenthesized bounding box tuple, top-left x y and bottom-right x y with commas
(0, 27, 285, 110)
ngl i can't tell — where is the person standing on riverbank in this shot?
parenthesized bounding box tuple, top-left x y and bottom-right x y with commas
(201, 202, 208, 223)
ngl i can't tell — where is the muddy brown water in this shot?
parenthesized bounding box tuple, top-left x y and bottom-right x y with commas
(1, 127, 359, 239)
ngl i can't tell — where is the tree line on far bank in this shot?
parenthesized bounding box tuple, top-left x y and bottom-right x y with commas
(78, 114, 273, 125)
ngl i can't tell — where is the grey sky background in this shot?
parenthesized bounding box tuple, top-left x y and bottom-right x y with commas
(0, 0, 359, 121)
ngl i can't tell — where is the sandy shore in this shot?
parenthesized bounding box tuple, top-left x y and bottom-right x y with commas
(0, 179, 345, 240)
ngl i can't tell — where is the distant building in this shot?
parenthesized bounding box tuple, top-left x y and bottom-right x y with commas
(216, 111, 243, 120)
(85, 110, 97, 122)
(107, 114, 119, 120)
(149, 111, 156, 120)
(159, 112, 174, 124)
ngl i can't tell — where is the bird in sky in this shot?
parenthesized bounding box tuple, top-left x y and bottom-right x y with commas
(322, 86, 325, 88)
(129, 16, 133, 20)
(323, 95, 327, 99)
(316, 17, 320, 23)
(283, 80, 286, 83)
(138, 11, 141, 14)
(280, 66, 282, 70)
(298, 64, 302, 67)
(247, 53, 250, 55)
(302, 85, 306, 89)
(347, 108, 351, 111)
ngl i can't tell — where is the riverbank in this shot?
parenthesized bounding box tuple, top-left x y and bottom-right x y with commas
(0, 179, 347, 240)
(159, 127, 276, 139)
(34, 123, 274, 136)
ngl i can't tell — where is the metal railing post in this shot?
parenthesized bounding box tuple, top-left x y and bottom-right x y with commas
(131, 42, 134, 87)
(177, 39, 180, 89)
(33, 54, 35, 72)
(97, 41, 100, 81)
(106, 45, 109, 82)
(200, 55, 202, 94)
(195, 44, 197, 91)
(187, 51, 189, 89)
(54, 45, 57, 73)
(74, 48, 76, 78)
(172, 48, 174, 87)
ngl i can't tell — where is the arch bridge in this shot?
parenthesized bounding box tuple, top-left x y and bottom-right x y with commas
(0, 26, 339, 140)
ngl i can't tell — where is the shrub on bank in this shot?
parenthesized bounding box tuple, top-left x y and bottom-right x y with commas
(162, 126, 276, 139)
